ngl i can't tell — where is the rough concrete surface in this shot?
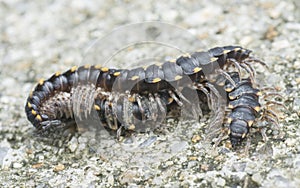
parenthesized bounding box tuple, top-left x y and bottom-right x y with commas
(0, 0, 299, 187)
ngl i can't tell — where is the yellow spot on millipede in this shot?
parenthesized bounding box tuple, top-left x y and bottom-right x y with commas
(155, 62, 163, 67)
(128, 96, 135, 102)
(242, 133, 246, 138)
(152, 78, 161, 83)
(254, 106, 261, 112)
(174, 75, 182, 81)
(31, 109, 37, 116)
(101, 67, 109, 72)
(225, 88, 233, 93)
(36, 115, 42, 121)
(210, 57, 218, 62)
(55, 71, 61, 77)
(223, 50, 231, 54)
(29, 91, 33, 98)
(248, 120, 254, 127)
(256, 91, 262, 96)
(217, 82, 225, 87)
(94, 65, 101, 69)
(70, 66, 77, 72)
(131, 75, 139, 80)
(169, 59, 176, 63)
(229, 95, 235, 100)
(227, 129, 231, 135)
(94, 105, 101, 111)
(128, 124, 135, 130)
(38, 79, 44, 85)
(27, 102, 32, 108)
(193, 67, 202, 73)
(182, 53, 191, 58)
(113, 72, 121, 76)
(84, 64, 90, 69)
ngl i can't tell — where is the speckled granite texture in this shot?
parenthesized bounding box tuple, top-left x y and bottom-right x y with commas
(0, 0, 299, 187)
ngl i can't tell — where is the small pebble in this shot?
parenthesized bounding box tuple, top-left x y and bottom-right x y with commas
(170, 141, 188, 154)
(13, 162, 23, 169)
(53, 164, 65, 172)
(252, 173, 263, 185)
(107, 174, 114, 186)
(191, 135, 201, 143)
(165, 161, 174, 166)
(32, 163, 43, 169)
(272, 40, 290, 50)
(68, 137, 78, 153)
(292, 60, 300, 69)
(285, 138, 297, 147)
(216, 177, 226, 187)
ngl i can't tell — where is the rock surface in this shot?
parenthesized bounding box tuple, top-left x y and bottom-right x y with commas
(0, 0, 299, 187)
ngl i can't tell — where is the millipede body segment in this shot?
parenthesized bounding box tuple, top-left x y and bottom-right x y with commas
(25, 45, 278, 147)
(223, 72, 262, 147)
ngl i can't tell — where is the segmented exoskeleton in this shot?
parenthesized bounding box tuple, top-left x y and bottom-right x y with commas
(93, 91, 177, 136)
(208, 71, 283, 147)
(25, 46, 273, 146)
(223, 72, 262, 146)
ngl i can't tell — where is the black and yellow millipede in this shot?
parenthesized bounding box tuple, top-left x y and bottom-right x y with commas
(25, 45, 281, 147)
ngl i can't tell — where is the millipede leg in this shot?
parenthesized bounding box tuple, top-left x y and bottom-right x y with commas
(245, 57, 268, 69)
(104, 98, 116, 130)
(264, 109, 280, 123)
(260, 127, 268, 142)
(262, 92, 284, 99)
(116, 125, 124, 140)
(216, 69, 237, 87)
(241, 136, 251, 156)
(39, 119, 63, 130)
(83, 87, 91, 119)
(205, 82, 226, 110)
(243, 61, 257, 78)
(136, 95, 145, 121)
(212, 130, 228, 147)
(168, 90, 183, 106)
(266, 101, 288, 110)
(154, 93, 166, 115)
(177, 88, 202, 118)
(228, 58, 243, 79)
(203, 81, 228, 141)
(122, 94, 131, 128)
(239, 63, 256, 84)
(148, 93, 158, 121)
(174, 89, 191, 105)
(263, 115, 280, 129)
(228, 57, 256, 80)
(67, 94, 73, 119)
(87, 85, 97, 115)
(194, 83, 212, 110)
(260, 87, 277, 91)
(72, 86, 83, 120)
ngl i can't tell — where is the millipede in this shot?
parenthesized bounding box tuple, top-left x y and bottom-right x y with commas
(25, 45, 281, 147)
